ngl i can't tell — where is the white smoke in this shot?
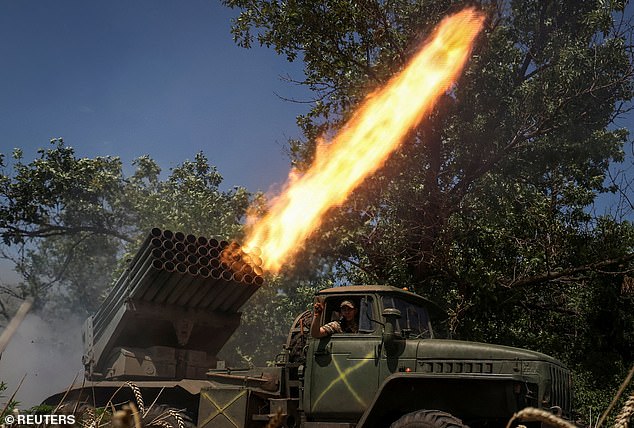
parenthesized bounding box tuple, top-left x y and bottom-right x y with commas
(0, 313, 84, 409)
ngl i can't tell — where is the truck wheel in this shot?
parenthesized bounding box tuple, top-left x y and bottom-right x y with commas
(390, 410, 469, 428)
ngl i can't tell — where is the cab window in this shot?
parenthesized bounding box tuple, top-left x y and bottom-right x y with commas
(381, 296, 433, 338)
(322, 296, 375, 334)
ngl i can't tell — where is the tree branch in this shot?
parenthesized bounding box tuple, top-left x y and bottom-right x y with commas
(519, 300, 580, 316)
(501, 253, 634, 288)
(1, 224, 134, 243)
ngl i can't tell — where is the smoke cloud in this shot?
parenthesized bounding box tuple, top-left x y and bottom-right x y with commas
(0, 313, 83, 409)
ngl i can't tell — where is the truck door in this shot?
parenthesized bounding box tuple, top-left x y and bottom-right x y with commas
(378, 295, 431, 379)
(304, 296, 381, 422)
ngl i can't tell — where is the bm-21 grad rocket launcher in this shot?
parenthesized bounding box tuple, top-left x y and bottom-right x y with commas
(37, 228, 268, 420)
(83, 227, 264, 381)
(44, 228, 573, 428)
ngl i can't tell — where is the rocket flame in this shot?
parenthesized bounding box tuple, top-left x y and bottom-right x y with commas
(243, 8, 485, 272)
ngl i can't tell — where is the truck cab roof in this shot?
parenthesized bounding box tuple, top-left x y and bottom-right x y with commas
(315, 284, 447, 320)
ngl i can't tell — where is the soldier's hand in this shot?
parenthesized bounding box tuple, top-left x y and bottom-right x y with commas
(313, 302, 324, 315)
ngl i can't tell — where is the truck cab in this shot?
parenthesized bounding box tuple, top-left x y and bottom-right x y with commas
(201, 285, 572, 428)
(303, 285, 435, 423)
(297, 285, 571, 428)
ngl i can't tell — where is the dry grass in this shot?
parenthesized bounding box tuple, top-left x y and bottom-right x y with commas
(3, 340, 631, 428)
(506, 365, 633, 428)
(598, 364, 634, 428)
(37, 381, 185, 428)
(506, 407, 577, 428)
(125, 383, 145, 416)
(614, 392, 634, 428)
(28, 375, 634, 428)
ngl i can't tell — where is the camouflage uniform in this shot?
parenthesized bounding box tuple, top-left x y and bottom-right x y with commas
(322, 319, 359, 334)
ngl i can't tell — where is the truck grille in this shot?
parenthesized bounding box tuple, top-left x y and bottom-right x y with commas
(549, 366, 572, 415)
(420, 360, 496, 374)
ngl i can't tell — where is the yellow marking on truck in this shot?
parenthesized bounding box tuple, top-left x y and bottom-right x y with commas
(313, 350, 375, 408)
(199, 389, 246, 428)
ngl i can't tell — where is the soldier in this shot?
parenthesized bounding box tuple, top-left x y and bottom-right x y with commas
(311, 300, 359, 338)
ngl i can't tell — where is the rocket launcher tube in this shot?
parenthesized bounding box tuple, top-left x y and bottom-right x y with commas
(86, 228, 266, 380)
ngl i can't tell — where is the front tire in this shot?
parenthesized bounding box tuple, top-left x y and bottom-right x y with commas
(390, 410, 469, 428)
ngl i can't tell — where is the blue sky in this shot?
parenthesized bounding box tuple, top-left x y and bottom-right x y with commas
(1, 2, 314, 403)
(1, 1, 632, 211)
(0, 0, 310, 193)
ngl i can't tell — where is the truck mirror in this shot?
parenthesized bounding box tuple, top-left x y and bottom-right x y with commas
(382, 308, 401, 346)
(382, 308, 401, 319)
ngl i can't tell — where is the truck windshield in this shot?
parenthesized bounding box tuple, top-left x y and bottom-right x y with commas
(381, 296, 433, 338)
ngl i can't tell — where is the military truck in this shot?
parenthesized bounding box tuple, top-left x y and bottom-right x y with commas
(43, 229, 572, 428)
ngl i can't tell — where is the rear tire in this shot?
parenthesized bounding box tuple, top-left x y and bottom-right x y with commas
(390, 410, 469, 428)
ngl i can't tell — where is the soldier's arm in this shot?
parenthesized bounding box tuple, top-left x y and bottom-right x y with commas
(311, 302, 328, 338)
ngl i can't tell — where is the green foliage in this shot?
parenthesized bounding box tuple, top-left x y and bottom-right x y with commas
(0, 139, 129, 246)
(0, 381, 18, 417)
(0, 140, 252, 320)
(126, 153, 250, 238)
(26, 404, 55, 414)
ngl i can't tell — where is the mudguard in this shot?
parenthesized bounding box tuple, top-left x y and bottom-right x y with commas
(357, 372, 531, 428)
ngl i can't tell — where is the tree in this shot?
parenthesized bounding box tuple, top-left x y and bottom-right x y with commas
(0, 140, 320, 367)
(223, 0, 634, 414)
(0, 139, 251, 321)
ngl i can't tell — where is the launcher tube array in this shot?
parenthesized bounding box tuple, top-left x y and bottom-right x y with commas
(92, 228, 264, 341)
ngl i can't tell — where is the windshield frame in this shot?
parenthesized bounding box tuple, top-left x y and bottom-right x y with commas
(380, 294, 434, 339)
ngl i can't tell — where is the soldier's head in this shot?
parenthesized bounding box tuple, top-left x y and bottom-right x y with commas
(340, 300, 357, 321)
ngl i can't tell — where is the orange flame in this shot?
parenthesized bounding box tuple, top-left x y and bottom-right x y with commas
(243, 8, 485, 272)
